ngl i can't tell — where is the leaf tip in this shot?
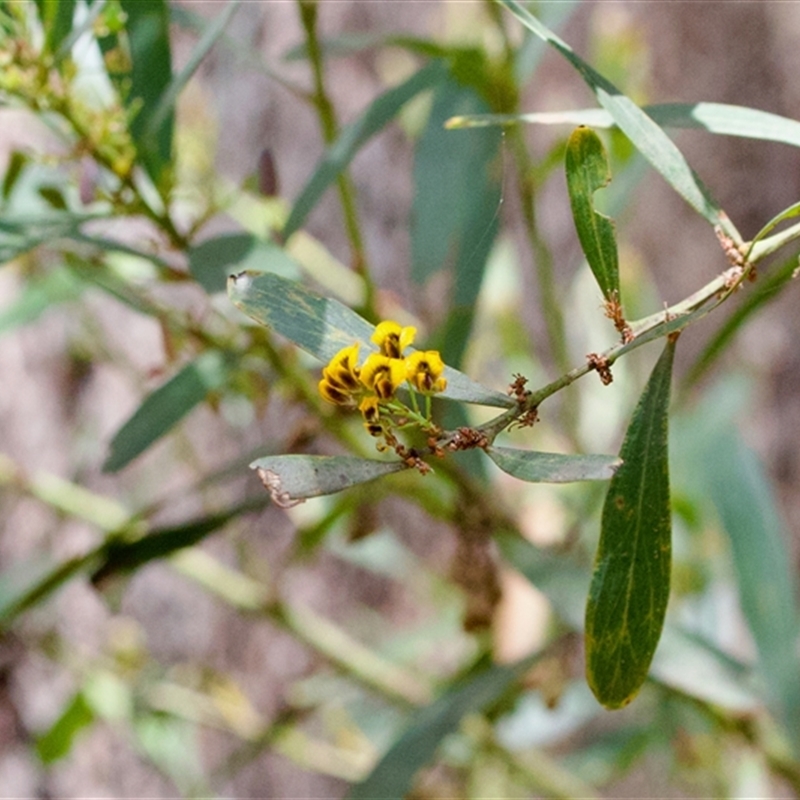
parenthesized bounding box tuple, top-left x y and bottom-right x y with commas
(253, 465, 306, 509)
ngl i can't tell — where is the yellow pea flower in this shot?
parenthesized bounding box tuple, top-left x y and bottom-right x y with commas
(319, 343, 361, 404)
(360, 353, 407, 400)
(371, 320, 416, 359)
(405, 350, 447, 394)
(359, 396, 383, 436)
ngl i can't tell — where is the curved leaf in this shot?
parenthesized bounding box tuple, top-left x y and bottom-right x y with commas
(496, 1, 734, 238)
(250, 455, 406, 506)
(283, 60, 446, 239)
(228, 271, 514, 408)
(487, 446, 620, 483)
(585, 339, 675, 709)
(565, 126, 620, 301)
(103, 350, 232, 473)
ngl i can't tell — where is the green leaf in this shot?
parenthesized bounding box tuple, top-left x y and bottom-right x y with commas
(348, 656, 536, 800)
(496, 1, 733, 238)
(144, 0, 241, 151)
(487, 446, 620, 483)
(115, 0, 174, 188)
(103, 350, 232, 473)
(585, 339, 676, 709)
(250, 455, 407, 505)
(188, 233, 299, 294)
(227, 271, 514, 408)
(565, 126, 620, 302)
(283, 60, 446, 239)
(36, 691, 94, 764)
(448, 102, 800, 151)
(34, 0, 76, 56)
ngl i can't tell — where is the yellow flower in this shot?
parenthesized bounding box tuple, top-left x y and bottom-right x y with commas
(405, 350, 447, 394)
(359, 396, 383, 437)
(319, 343, 361, 405)
(371, 320, 416, 359)
(360, 353, 407, 400)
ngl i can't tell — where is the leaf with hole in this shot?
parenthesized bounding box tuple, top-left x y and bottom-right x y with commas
(585, 339, 675, 709)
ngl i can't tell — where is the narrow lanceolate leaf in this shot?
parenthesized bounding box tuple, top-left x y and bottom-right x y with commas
(447, 102, 800, 152)
(227, 271, 514, 408)
(585, 339, 676, 709)
(487, 446, 620, 483)
(283, 60, 446, 239)
(250, 455, 406, 506)
(497, 1, 735, 240)
(103, 350, 232, 473)
(565, 126, 620, 302)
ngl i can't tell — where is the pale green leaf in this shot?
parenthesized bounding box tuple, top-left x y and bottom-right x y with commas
(487, 446, 620, 483)
(250, 455, 406, 504)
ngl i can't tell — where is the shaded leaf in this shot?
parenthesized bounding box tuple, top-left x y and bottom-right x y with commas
(682, 398, 800, 751)
(0, 267, 85, 336)
(188, 233, 298, 294)
(227, 271, 514, 408)
(103, 350, 232, 473)
(145, 0, 241, 148)
(91, 498, 267, 586)
(487, 445, 620, 484)
(34, 0, 76, 56)
(585, 339, 675, 709)
(115, 0, 174, 188)
(283, 60, 446, 239)
(496, 2, 732, 236)
(348, 656, 536, 800)
(412, 75, 502, 367)
(250, 455, 407, 506)
(36, 692, 94, 764)
(565, 126, 620, 302)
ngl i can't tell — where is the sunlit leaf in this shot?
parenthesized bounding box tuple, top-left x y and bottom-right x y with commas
(348, 655, 537, 800)
(283, 60, 446, 239)
(496, 1, 733, 238)
(487, 445, 620, 483)
(103, 350, 233, 473)
(585, 339, 675, 709)
(34, 0, 76, 56)
(250, 455, 407, 506)
(448, 102, 800, 151)
(227, 271, 514, 408)
(565, 126, 620, 302)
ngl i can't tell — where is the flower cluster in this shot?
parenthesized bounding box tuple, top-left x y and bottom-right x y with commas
(318, 321, 447, 444)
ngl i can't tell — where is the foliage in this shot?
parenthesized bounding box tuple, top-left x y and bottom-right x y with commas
(1, 0, 800, 796)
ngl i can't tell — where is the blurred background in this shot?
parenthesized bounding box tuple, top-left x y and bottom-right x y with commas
(1, 1, 800, 797)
